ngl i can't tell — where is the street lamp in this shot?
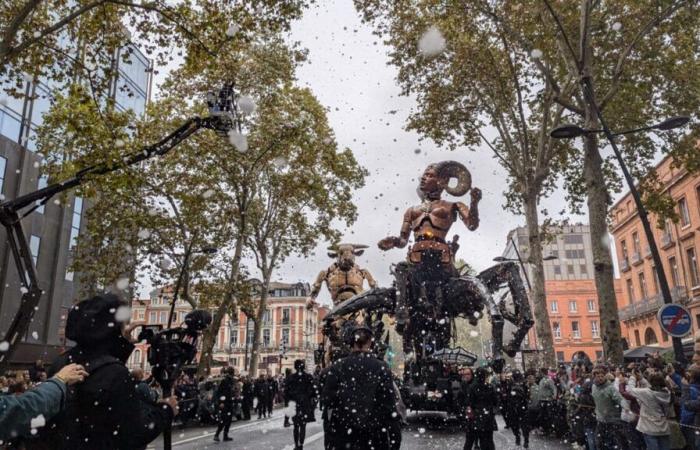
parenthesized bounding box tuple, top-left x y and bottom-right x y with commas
(550, 112, 691, 364)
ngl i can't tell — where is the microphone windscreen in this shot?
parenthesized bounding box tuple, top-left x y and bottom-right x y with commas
(184, 310, 212, 332)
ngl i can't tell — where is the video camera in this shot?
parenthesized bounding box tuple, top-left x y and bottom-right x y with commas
(138, 309, 212, 393)
(206, 84, 238, 137)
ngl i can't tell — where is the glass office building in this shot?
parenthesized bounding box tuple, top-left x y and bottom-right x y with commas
(0, 45, 152, 366)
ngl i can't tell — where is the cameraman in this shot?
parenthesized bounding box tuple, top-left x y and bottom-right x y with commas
(33, 293, 178, 449)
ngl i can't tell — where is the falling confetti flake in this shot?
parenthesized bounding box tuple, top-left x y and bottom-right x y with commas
(530, 48, 543, 59)
(115, 305, 131, 322)
(418, 26, 446, 57)
(228, 131, 248, 153)
(116, 278, 130, 291)
(238, 96, 257, 114)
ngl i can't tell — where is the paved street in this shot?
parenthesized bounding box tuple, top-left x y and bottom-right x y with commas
(149, 412, 571, 450)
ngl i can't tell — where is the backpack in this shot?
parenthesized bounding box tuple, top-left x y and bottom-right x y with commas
(25, 354, 122, 450)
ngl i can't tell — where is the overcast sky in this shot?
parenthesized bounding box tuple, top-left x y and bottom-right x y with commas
(269, 0, 584, 306)
(147, 0, 589, 306)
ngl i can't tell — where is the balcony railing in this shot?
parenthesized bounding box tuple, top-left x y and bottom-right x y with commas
(644, 246, 652, 259)
(620, 258, 630, 272)
(661, 233, 674, 249)
(618, 286, 689, 321)
(631, 252, 642, 265)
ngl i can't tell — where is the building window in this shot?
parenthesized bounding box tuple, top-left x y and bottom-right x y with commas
(149, 312, 156, 323)
(552, 322, 561, 338)
(563, 235, 584, 244)
(591, 320, 599, 338)
(580, 264, 588, 276)
(572, 321, 580, 338)
(29, 235, 41, 265)
(133, 349, 141, 366)
(282, 308, 291, 325)
(282, 328, 290, 345)
(669, 256, 680, 287)
(621, 240, 629, 261)
(159, 311, 166, 323)
(68, 197, 83, 249)
(138, 311, 145, 320)
(679, 198, 691, 227)
(696, 314, 700, 329)
(587, 299, 596, 312)
(569, 300, 577, 312)
(567, 265, 575, 275)
(263, 329, 271, 347)
(626, 279, 635, 303)
(553, 266, 561, 275)
(651, 266, 660, 294)
(634, 329, 641, 347)
(0, 156, 6, 193)
(551, 301, 558, 313)
(595, 351, 603, 361)
(36, 175, 48, 213)
(246, 329, 254, 345)
(262, 309, 271, 324)
(688, 248, 699, 287)
(632, 232, 641, 255)
(638, 272, 648, 300)
(556, 351, 565, 362)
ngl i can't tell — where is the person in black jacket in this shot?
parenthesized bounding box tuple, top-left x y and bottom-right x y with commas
(286, 360, 317, 450)
(254, 373, 269, 419)
(266, 374, 278, 416)
(506, 370, 529, 447)
(213, 368, 235, 442)
(33, 293, 178, 450)
(322, 324, 401, 450)
(463, 367, 498, 450)
(242, 375, 254, 420)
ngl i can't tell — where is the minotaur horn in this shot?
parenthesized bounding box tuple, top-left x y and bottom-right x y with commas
(435, 161, 471, 197)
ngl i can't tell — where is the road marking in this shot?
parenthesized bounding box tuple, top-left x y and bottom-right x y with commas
(147, 416, 284, 448)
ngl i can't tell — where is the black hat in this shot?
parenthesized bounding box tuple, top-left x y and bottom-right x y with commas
(66, 293, 126, 346)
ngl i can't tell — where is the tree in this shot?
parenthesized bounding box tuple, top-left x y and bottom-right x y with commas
(357, 0, 700, 363)
(1, 0, 309, 101)
(530, 0, 699, 362)
(354, 0, 577, 365)
(243, 86, 366, 377)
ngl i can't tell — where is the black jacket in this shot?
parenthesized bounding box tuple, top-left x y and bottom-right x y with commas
(286, 372, 317, 423)
(215, 375, 235, 413)
(322, 351, 401, 449)
(465, 380, 498, 432)
(31, 343, 172, 450)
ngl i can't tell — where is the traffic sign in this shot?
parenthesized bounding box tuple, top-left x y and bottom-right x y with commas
(657, 304, 692, 338)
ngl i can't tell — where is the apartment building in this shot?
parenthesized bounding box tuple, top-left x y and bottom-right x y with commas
(610, 155, 700, 349)
(503, 225, 618, 362)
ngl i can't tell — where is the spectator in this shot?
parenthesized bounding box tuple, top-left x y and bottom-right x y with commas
(286, 359, 317, 450)
(254, 373, 269, 419)
(266, 373, 278, 416)
(463, 367, 498, 450)
(28, 360, 46, 384)
(34, 293, 178, 449)
(623, 372, 671, 450)
(213, 367, 235, 442)
(241, 375, 254, 420)
(132, 368, 157, 404)
(681, 364, 700, 450)
(505, 370, 528, 447)
(538, 367, 557, 434)
(591, 365, 625, 450)
(0, 363, 87, 442)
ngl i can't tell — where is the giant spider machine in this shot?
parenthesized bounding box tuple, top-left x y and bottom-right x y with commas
(320, 161, 534, 415)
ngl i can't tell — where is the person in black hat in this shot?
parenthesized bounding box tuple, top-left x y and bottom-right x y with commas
(321, 324, 401, 450)
(34, 293, 179, 449)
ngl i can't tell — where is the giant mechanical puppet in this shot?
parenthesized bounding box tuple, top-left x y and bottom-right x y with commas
(320, 161, 534, 373)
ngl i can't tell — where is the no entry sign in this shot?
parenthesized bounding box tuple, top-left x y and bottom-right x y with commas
(657, 304, 692, 338)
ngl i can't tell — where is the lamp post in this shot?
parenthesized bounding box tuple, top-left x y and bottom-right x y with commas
(551, 113, 690, 363)
(494, 238, 558, 291)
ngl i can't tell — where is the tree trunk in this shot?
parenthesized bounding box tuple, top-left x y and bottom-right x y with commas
(196, 235, 245, 377)
(583, 124, 624, 364)
(247, 270, 272, 377)
(523, 194, 556, 367)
